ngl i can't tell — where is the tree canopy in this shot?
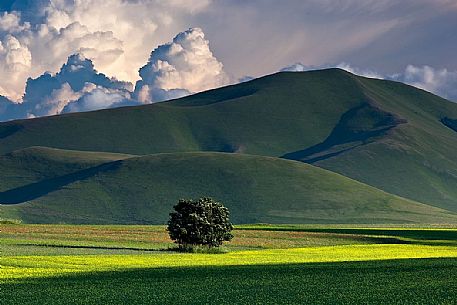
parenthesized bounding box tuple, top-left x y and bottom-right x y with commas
(167, 197, 233, 250)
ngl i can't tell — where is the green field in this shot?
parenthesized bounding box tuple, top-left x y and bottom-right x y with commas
(2, 224, 457, 304)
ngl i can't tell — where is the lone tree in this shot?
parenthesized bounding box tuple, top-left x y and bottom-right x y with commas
(167, 197, 233, 250)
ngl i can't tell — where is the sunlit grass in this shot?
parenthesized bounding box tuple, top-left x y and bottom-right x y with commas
(2, 224, 457, 304)
(2, 244, 457, 282)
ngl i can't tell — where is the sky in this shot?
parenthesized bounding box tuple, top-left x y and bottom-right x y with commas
(0, 0, 456, 121)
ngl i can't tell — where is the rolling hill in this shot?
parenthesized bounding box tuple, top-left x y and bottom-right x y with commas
(1, 147, 456, 224)
(2, 68, 457, 223)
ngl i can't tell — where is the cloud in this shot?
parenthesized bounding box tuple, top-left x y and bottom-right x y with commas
(280, 62, 382, 78)
(0, 34, 32, 100)
(193, 0, 457, 81)
(1, 0, 457, 103)
(337, 63, 457, 101)
(62, 87, 136, 114)
(0, 95, 22, 121)
(1, 0, 456, 119)
(395, 65, 457, 101)
(238, 76, 255, 83)
(0, 0, 212, 101)
(335, 63, 383, 79)
(281, 63, 317, 72)
(0, 26, 230, 121)
(134, 27, 229, 103)
(23, 54, 134, 117)
(280, 62, 457, 102)
(0, 53, 137, 121)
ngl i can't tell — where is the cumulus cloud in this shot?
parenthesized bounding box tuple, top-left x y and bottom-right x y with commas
(0, 0, 212, 101)
(134, 27, 229, 103)
(1, 0, 457, 104)
(24, 53, 134, 117)
(0, 34, 32, 99)
(0, 95, 22, 121)
(62, 87, 136, 114)
(0, 26, 230, 121)
(0, 10, 124, 101)
(0, 53, 137, 121)
(1, 0, 456, 120)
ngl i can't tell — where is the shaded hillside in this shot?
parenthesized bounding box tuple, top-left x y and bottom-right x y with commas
(1, 149, 456, 224)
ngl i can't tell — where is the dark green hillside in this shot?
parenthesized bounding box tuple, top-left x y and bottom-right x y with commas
(2, 69, 457, 214)
(1, 149, 456, 224)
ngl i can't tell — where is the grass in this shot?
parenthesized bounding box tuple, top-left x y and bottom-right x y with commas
(1, 259, 457, 305)
(238, 224, 457, 244)
(0, 218, 21, 224)
(2, 150, 457, 224)
(0, 224, 398, 255)
(3, 70, 457, 224)
(2, 69, 457, 216)
(1, 224, 457, 304)
(3, 244, 457, 281)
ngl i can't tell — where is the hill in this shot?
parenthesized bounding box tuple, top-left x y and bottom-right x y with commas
(0, 146, 133, 193)
(2, 69, 457, 217)
(1, 148, 456, 224)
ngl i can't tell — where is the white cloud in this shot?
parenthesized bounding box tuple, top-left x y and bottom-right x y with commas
(0, 11, 29, 33)
(280, 62, 457, 102)
(6, 53, 135, 119)
(280, 62, 382, 79)
(0, 34, 32, 100)
(281, 63, 316, 72)
(134, 27, 229, 103)
(62, 87, 136, 114)
(335, 62, 383, 79)
(37, 82, 86, 116)
(337, 63, 457, 101)
(1, 0, 457, 120)
(397, 65, 457, 101)
(0, 0, 212, 101)
(0, 26, 229, 121)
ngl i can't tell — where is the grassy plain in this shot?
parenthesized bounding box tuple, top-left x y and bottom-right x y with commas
(1, 224, 457, 304)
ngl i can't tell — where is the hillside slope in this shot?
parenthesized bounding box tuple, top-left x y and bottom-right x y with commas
(1, 148, 455, 224)
(2, 69, 457, 212)
(0, 69, 366, 156)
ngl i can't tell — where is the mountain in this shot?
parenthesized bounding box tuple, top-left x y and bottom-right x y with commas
(2, 68, 457, 223)
(1, 147, 455, 224)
